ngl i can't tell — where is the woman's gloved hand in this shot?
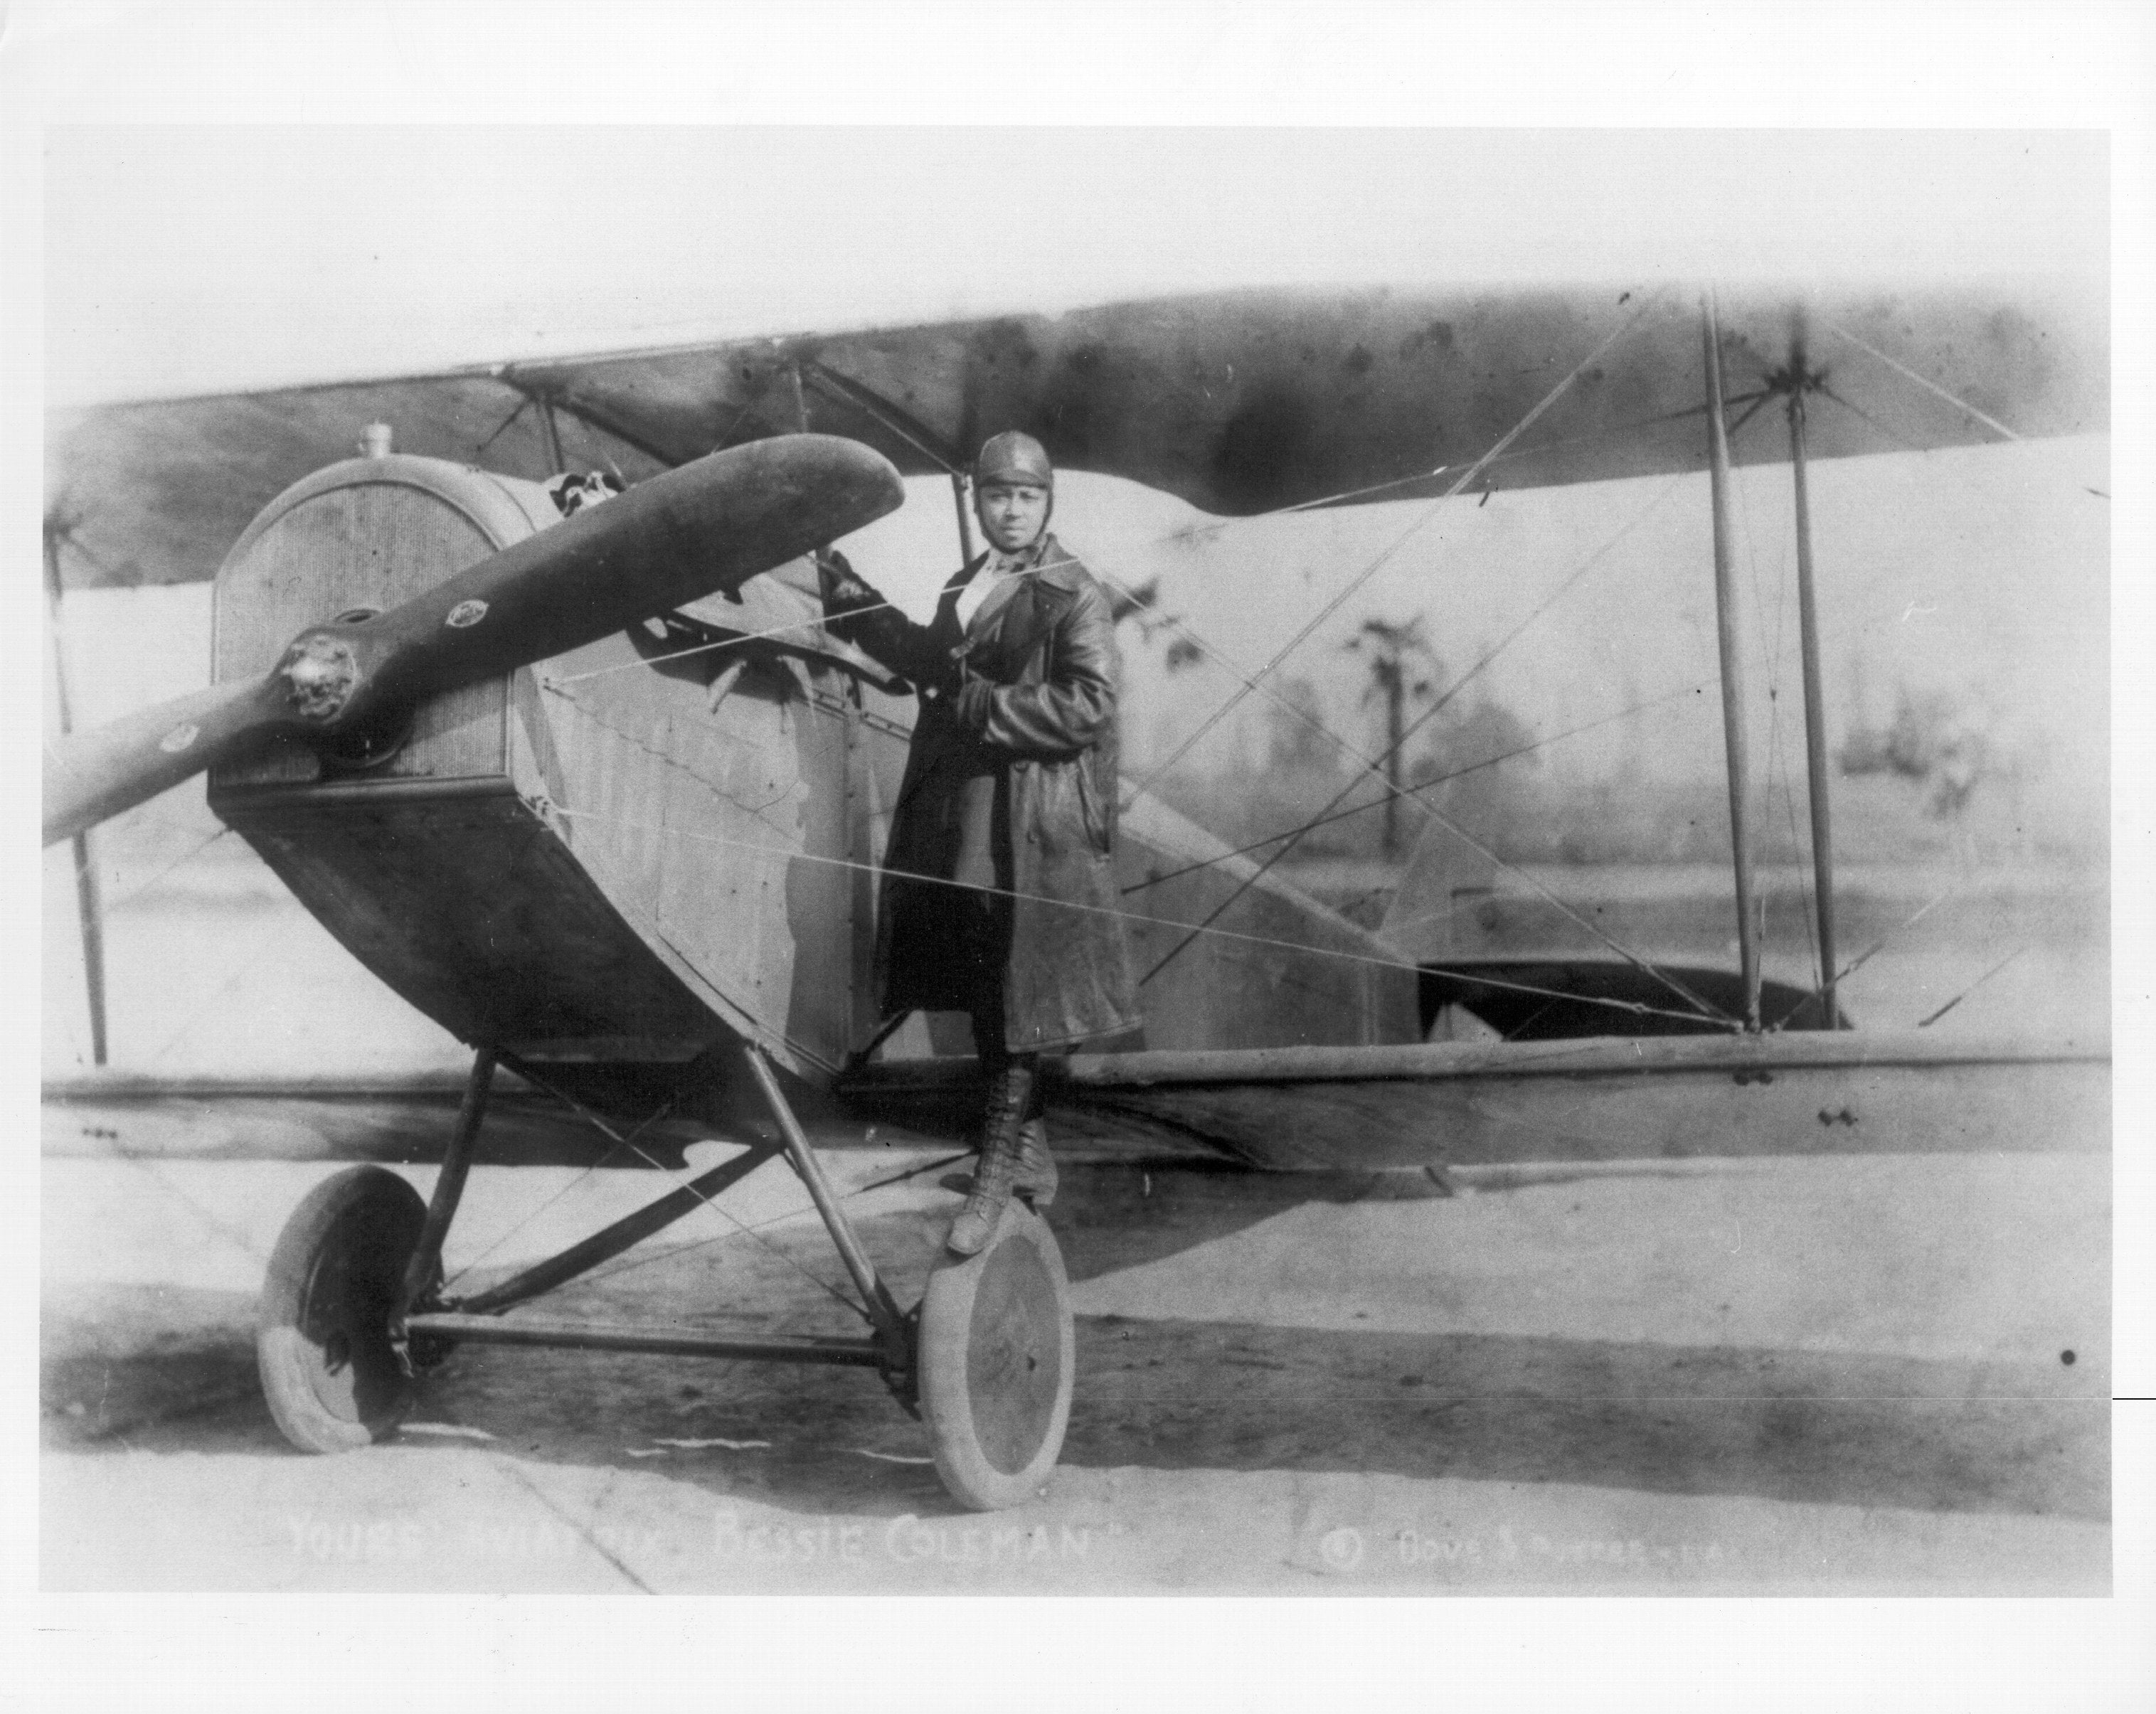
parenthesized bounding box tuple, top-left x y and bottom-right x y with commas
(818, 548, 964, 698)
(814, 547, 882, 612)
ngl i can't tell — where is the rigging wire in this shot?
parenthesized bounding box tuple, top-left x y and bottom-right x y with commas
(1113, 464, 1689, 909)
(1159, 389, 1773, 531)
(1103, 462, 1694, 883)
(1135, 748, 1733, 1025)
(1095, 566, 1458, 842)
(1815, 374, 2098, 499)
(543, 558, 1446, 863)
(546, 803, 1737, 1031)
(543, 550, 1059, 687)
(1138, 668, 1707, 979)
(541, 472, 1692, 974)
(107, 1154, 274, 1264)
(1103, 304, 1992, 1017)
(571, 1149, 975, 1297)
(548, 534, 1628, 927)
(58, 819, 230, 1066)
(526, 306, 1716, 890)
(1762, 882, 1965, 1031)
(70, 823, 234, 917)
(139, 909, 302, 1068)
(1332, 885, 1488, 947)
(1132, 479, 1734, 1023)
(1823, 322, 2024, 443)
(497, 1059, 869, 1323)
(531, 405, 1736, 1030)
(1916, 947, 2026, 1028)
(543, 597, 908, 685)
(1122, 684, 1699, 896)
(1815, 382, 1930, 456)
(1125, 290, 1668, 805)
(82, 298, 2022, 1069)
(543, 543, 1452, 863)
(1781, 353, 2075, 1024)
(547, 319, 1736, 811)
(539, 376, 1707, 701)
(435, 1095, 685, 1295)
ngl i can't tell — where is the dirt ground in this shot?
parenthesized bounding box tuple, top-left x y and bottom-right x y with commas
(40, 1138, 2110, 1595)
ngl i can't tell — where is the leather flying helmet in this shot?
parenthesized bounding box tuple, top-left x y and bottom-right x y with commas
(974, 430, 1053, 490)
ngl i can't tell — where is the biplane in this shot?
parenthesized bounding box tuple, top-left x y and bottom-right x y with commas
(43, 278, 2110, 1510)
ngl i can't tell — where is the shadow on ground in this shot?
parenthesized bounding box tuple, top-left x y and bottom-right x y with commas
(44, 1161, 2107, 1527)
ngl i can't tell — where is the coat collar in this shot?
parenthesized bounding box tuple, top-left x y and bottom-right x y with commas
(943, 533, 1079, 598)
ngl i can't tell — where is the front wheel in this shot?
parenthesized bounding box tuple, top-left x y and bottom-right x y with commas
(257, 1165, 427, 1452)
(917, 1201, 1075, 1511)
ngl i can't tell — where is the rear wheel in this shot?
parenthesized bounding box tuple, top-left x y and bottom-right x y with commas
(917, 1201, 1075, 1511)
(257, 1166, 427, 1452)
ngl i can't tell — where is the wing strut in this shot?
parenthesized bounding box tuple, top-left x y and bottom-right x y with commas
(950, 471, 977, 563)
(795, 356, 979, 563)
(43, 521, 109, 1064)
(1702, 292, 1763, 1032)
(1774, 314, 1842, 1025)
(537, 395, 566, 470)
(495, 371, 683, 472)
(798, 359, 968, 473)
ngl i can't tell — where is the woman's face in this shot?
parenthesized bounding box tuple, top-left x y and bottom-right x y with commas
(976, 481, 1049, 554)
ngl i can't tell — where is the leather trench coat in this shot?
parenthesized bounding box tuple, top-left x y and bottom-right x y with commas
(824, 534, 1141, 1053)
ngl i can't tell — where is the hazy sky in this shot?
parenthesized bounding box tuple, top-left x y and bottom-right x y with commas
(41, 127, 2107, 404)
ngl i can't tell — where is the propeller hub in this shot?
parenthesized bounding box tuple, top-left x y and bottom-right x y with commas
(279, 631, 362, 722)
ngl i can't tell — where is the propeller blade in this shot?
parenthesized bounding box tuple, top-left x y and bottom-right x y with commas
(353, 434, 903, 709)
(43, 434, 903, 846)
(44, 676, 293, 847)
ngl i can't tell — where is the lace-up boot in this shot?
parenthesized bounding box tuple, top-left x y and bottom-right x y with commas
(946, 1063, 1034, 1256)
(941, 1114, 1057, 1209)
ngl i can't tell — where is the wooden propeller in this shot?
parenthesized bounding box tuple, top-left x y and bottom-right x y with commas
(43, 435, 902, 847)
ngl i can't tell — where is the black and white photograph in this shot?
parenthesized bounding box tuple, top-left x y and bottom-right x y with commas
(8, 1, 2152, 1705)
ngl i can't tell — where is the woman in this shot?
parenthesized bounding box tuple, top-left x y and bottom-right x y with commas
(820, 432, 1139, 1254)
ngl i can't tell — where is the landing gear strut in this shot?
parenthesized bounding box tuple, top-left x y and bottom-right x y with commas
(253, 1041, 1076, 1511)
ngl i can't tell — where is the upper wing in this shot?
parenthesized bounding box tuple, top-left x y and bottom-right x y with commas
(44, 373, 671, 592)
(47, 279, 2106, 590)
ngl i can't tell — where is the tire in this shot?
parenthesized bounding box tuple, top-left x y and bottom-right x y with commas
(257, 1165, 428, 1453)
(918, 1200, 1076, 1511)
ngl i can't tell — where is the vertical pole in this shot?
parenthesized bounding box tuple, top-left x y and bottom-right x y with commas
(1787, 379, 1842, 1026)
(1383, 656, 1406, 858)
(950, 471, 977, 564)
(1701, 293, 1762, 1032)
(45, 529, 109, 1065)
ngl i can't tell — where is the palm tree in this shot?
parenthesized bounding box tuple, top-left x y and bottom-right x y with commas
(1344, 616, 1440, 858)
